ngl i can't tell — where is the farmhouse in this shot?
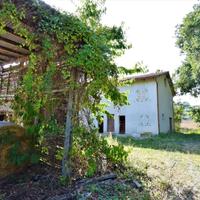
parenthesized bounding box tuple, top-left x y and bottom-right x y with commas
(96, 71, 175, 137)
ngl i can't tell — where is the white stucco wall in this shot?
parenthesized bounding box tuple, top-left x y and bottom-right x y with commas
(97, 80, 159, 137)
(157, 76, 174, 133)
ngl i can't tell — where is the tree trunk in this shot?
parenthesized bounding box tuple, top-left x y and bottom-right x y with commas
(62, 69, 75, 179)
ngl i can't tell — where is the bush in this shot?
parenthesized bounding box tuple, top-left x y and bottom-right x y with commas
(71, 126, 128, 178)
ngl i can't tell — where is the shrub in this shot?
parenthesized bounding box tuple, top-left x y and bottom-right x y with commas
(71, 126, 128, 178)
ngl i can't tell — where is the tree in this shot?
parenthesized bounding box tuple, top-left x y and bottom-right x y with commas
(0, 0, 136, 181)
(190, 106, 200, 124)
(61, 0, 135, 179)
(175, 3, 200, 97)
(174, 102, 184, 131)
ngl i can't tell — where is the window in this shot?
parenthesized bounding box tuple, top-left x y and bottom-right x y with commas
(119, 115, 125, 134)
(107, 114, 114, 132)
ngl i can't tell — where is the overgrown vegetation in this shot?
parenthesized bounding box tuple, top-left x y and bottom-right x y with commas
(190, 106, 200, 124)
(174, 102, 184, 131)
(1, 131, 200, 199)
(174, 101, 200, 129)
(0, 0, 135, 180)
(71, 126, 128, 178)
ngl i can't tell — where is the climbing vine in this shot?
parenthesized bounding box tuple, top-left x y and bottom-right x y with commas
(0, 0, 135, 179)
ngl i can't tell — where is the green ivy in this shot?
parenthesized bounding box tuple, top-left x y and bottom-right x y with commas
(0, 0, 134, 175)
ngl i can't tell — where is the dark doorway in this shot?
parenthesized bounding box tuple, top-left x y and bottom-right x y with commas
(98, 120, 104, 133)
(119, 115, 126, 134)
(107, 114, 114, 132)
(0, 114, 5, 121)
(169, 117, 172, 133)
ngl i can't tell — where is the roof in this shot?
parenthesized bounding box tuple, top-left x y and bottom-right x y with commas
(122, 71, 176, 96)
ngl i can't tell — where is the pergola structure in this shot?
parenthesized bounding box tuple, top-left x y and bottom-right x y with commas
(0, 28, 29, 95)
(0, 0, 67, 121)
(0, 0, 88, 124)
(0, 26, 29, 64)
(0, 0, 56, 98)
(0, 25, 31, 119)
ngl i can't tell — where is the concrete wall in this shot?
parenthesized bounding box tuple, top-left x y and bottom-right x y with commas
(98, 80, 159, 137)
(157, 76, 174, 133)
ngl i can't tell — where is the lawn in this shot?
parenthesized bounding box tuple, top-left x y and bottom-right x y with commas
(113, 131, 200, 199)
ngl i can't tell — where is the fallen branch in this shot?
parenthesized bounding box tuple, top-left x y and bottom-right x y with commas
(76, 173, 117, 186)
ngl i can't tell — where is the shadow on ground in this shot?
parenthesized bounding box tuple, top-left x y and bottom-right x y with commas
(116, 132, 200, 155)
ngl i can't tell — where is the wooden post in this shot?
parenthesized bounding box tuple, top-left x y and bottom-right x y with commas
(0, 65, 3, 94)
(6, 69, 11, 97)
(62, 68, 76, 179)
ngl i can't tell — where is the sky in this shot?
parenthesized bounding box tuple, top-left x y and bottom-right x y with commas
(44, 0, 200, 105)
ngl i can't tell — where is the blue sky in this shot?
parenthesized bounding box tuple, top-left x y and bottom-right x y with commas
(44, 0, 200, 105)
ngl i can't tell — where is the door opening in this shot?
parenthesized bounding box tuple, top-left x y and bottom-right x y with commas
(169, 117, 172, 133)
(98, 119, 104, 133)
(107, 114, 114, 132)
(119, 115, 125, 134)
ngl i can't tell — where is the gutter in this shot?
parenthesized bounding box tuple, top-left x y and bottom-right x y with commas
(156, 79, 160, 134)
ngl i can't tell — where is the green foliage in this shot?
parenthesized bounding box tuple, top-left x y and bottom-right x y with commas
(0, 0, 134, 176)
(174, 102, 184, 131)
(0, 0, 132, 134)
(72, 126, 128, 177)
(175, 4, 200, 96)
(190, 106, 200, 124)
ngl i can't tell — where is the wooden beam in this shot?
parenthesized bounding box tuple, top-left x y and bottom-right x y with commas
(0, 31, 25, 45)
(0, 56, 28, 66)
(0, 51, 18, 59)
(0, 59, 5, 63)
(0, 47, 22, 58)
(0, 54, 9, 61)
(0, 45, 26, 56)
(6, 22, 33, 36)
(0, 40, 29, 55)
(0, 36, 29, 50)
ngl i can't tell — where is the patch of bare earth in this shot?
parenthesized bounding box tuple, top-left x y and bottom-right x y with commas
(0, 163, 148, 200)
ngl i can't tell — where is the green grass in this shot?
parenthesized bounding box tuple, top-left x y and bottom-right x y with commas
(111, 132, 200, 199)
(78, 181, 150, 200)
(118, 131, 200, 154)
